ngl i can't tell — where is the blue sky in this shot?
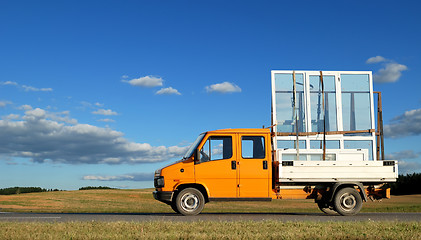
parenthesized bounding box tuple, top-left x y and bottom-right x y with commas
(0, 1, 420, 190)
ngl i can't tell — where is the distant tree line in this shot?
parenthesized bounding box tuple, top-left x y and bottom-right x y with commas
(0, 187, 61, 195)
(1, 174, 420, 195)
(79, 186, 116, 190)
(0, 186, 116, 195)
(390, 172, 421, 195)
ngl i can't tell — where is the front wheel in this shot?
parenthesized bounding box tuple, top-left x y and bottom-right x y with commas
(333, 187, 362, 216)
(175, 188, 205, 216)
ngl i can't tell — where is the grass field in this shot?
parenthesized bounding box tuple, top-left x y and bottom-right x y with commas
(1, 190, 420, 239)
(1, 189, 421, 213)
(0, 220, 420, 239)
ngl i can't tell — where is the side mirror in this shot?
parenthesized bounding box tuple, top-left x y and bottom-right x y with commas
(195, 148, 201, 162)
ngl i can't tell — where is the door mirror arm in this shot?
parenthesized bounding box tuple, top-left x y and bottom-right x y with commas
(195, 148, 201, 163)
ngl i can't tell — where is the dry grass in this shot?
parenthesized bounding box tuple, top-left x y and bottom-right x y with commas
(0, 189, 169, 213)
(0, 220, 420, 239)
(1, 189, 420, 213)
(1, 190, 420, 239)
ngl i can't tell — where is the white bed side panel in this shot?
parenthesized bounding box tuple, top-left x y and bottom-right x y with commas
(279, 160, 398, 182)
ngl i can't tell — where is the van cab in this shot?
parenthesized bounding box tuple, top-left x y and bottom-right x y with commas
(153, 128, 273, 215)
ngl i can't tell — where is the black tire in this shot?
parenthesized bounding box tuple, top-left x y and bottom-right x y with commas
(175, 188, 205, 216)
(317, 201, 337, 215)
(333, 187, 363, 216)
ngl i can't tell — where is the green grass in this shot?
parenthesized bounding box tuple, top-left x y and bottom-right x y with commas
(0, 189, 420, 213)
(0, 221, 420, 239)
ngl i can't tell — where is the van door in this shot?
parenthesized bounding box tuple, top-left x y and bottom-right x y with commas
(238, 134, 270, 198)
(194, 134, 238, 198)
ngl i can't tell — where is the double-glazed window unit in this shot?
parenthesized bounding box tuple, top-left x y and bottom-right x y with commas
(271, 71, 376, 161)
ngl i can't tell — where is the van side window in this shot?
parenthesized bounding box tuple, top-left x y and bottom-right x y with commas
(199, 136, 232, 162)
(242, 136, 265, 159)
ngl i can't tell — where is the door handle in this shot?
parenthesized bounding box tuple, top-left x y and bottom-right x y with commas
(263, 160, 268, 170)
(231, 160, 237, 170)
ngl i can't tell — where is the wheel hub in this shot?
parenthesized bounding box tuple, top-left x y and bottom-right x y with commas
(181, 193, 199, 211)
(341, 193, 356, 210)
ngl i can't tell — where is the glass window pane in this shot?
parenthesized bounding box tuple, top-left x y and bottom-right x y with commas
(310, 140, 340, 149)
(242, 136, 265, 159)
(210, 139, 224, 160)
(342, 92, 371, 131)
(275, 73, 305, 133)
(283, 154, 307, 161)
(309, 75, 337, 132)
(199, 136, 232, 162)
(309, 75, 335, 91)
(201, 139, 210, 162)
(344, 140, 373, 160)
(275, 73, 304, 91)
(277, 140, 306, 149)
(276, 93, 305, 132)
(341, 74, 370, 92)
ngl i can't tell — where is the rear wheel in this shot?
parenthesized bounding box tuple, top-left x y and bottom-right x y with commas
(333, 187, 362, 216)
(317, 201, 337, 215)
(175, 188, 205, 216)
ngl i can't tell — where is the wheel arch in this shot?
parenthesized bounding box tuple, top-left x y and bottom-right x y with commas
(174, 183, 210, 203)
(328, 182, 367, 203)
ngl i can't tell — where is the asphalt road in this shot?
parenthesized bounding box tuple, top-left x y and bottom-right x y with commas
(1, 212, 420, 222)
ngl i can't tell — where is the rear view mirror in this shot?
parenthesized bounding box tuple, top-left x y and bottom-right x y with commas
(195, 148, 201, 162)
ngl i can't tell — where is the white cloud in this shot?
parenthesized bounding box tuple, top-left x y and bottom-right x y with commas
(0, 81, 18, 86)
(122, 75, 163, 87)
(366, 56, 408, 83)
(0, 101, 12, 107)
(384, 108, 421, 138)
(385, 150, 420, 160)
(83, 172, 153, 181)
(48, 111, 78, 125)
(98, 118, 115, 123)
(22, 85, 53, 92)
(92, 109, 118, 116)
(1, 81, 53, 92)
(397, 161, 421, 174)
(19, 104, 33, 110)
(366, 56, 387, 64)
(374, 63, 408, 83)
(383, 150, 421, 174)
(0, 107, 188, 164)
(155, 87, 181, 95)
(2, 114, 20, 120)
(25, 108, 46, 119)
(205, 82, 242, 93)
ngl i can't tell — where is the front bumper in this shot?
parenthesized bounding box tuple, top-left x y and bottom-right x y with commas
(153, 191, 174, 204)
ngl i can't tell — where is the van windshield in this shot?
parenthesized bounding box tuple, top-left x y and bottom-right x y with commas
(183, 133, 206, 159)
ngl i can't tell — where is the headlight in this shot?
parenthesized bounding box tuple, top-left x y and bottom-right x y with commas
(154, 176, 164, 188)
